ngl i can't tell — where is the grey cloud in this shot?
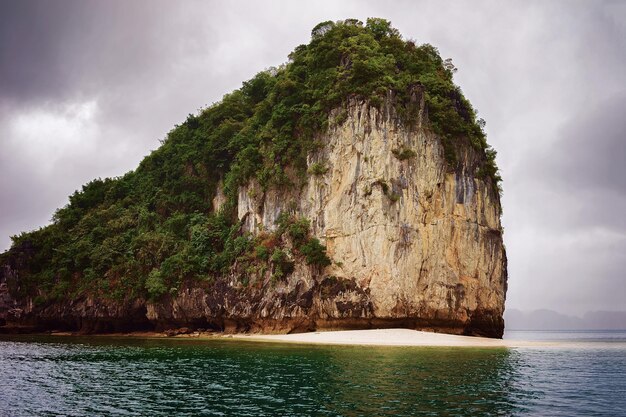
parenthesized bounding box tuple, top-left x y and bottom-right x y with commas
(504, 91, 626, 314)
(0, 0, 215, 106)
(548, 94, 626, 194)
(0, 1, 71, 103)
(512, 93, 626, 233)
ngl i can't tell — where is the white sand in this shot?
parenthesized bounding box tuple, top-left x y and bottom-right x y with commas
(232, 328, 551, 348)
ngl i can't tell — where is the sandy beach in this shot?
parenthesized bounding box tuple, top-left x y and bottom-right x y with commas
(9, 328, 624, 349)
(230, 328, 552, 348)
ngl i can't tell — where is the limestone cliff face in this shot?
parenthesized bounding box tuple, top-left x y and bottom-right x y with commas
(220, 96, 505, 335)
(0, 96, 507, 337)
(145, 96, 507, 337)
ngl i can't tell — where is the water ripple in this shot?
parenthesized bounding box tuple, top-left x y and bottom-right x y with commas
(0, 334, 625, 416)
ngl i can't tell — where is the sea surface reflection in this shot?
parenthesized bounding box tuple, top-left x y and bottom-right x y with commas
(0, 333, 624, 416)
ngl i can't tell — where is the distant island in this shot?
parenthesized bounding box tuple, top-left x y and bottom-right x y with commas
(0, 19, 506, 337)
(505, 309, 626, 330)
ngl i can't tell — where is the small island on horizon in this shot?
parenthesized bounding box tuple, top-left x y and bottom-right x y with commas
(0, 18, 507, 338)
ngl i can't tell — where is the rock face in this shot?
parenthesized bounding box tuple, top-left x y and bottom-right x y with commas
(213, 97, 506, 337)
(0, 97, 507, 338)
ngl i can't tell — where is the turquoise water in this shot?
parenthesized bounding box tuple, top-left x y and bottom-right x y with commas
(0, 331, 625, 416)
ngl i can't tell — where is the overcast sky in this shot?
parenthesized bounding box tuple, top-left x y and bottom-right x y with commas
(1, 0, 624, 315)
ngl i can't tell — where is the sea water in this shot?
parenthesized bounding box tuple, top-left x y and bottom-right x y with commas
(0, 331, 624, 416)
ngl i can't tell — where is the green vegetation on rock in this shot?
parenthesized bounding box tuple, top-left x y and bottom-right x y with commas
(392, 147, 417, 161)
(1, 18, 501, 306)
(308, 162, 328, 176)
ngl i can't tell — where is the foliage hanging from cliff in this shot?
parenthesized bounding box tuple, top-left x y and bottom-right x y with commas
(1, 18, 500, 305)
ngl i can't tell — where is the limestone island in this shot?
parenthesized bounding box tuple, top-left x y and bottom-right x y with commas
(0, 19, 507, 339)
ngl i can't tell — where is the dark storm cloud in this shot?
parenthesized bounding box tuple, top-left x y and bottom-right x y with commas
(516, 93, 626, 233)
(0, 0, 211, 105)
(549, 94, 626, 195)
(0, 1, 69, 102)
(0, 0, 625, 315)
